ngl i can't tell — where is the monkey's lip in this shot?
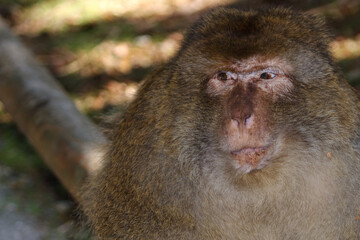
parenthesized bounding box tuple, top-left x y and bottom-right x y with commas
(230, 146, 268, 155)
(230, 145, 270, 172)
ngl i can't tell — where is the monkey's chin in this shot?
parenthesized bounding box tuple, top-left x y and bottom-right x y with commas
(230, 146, 269, 174)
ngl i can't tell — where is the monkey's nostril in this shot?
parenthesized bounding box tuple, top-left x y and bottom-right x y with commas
(244, 114, 254, 128)
(231, 118, 240, 127)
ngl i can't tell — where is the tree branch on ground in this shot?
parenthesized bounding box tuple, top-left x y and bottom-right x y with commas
(0, 18, 107, 201)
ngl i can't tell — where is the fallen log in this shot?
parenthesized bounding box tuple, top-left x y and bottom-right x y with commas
(0, 18, 107, 200)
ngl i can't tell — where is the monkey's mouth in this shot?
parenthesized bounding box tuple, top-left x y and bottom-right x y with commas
(230, 146, 270, 173)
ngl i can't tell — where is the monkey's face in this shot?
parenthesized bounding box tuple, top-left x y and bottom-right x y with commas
(205, 55, 294, 174)
(173, 7, 344, 175)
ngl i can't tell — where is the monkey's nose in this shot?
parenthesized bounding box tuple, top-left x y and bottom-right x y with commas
(231, 114, 254, 129)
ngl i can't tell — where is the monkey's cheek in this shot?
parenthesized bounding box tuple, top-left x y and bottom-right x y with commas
(231, 147, 269, 173)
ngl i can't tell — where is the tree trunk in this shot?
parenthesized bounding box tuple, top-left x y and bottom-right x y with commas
(0, 18, 107, 200)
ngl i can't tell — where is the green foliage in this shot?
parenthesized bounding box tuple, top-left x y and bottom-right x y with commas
(0, 124, 45, 172)
(53, 21, 138, 52)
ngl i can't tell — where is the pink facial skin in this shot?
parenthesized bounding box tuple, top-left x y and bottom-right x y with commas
(207, 56, 293, 173)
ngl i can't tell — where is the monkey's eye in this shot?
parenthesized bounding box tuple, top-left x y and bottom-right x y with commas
(260, 72, 276, 80)
(217, 71, 231, 81)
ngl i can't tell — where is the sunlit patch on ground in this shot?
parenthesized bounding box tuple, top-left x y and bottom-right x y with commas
(59, 31, 182, 113)
(62, 32, 182, 77)
(0, 103, 11, 123)
(331, 34, 360, 60)
(74, 81, 139, 112)
(14, 0, 231, 35)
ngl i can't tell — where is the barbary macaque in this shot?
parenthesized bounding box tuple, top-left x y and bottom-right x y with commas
(81, 6, 360, 239)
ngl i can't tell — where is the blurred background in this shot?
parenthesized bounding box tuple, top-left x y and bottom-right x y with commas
(0, 0, 358, 239)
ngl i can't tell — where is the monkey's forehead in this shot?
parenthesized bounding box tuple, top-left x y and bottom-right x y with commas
(182, 7, 331, 57)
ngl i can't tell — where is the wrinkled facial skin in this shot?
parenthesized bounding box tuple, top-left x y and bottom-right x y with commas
(207, 56, 293, 173)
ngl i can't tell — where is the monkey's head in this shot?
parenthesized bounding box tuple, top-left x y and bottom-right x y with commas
(164, 7, 357, 177)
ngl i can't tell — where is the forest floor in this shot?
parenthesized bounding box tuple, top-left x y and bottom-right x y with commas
(0, 165, 76, 240)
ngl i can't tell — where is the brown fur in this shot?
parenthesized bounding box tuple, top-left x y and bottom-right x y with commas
(81, 6, 360, 239)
